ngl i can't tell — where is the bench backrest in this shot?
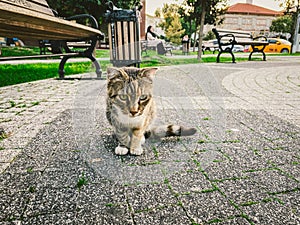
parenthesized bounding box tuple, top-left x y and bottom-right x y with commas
(213, 28, 253, 43)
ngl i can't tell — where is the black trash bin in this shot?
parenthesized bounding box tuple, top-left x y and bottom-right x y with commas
(105, 2, 142, 67)
(182, 37, 190, 55)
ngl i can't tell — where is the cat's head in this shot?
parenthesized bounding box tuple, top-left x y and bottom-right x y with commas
(107, 67, 158, 117)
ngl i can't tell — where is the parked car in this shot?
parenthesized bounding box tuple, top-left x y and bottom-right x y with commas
(203, 39, 219, 52)
(249, 38, 291, 53)
(232, 45, 245, 52)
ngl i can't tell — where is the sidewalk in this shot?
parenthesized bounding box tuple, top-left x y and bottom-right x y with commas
(0, 58, 299, 224)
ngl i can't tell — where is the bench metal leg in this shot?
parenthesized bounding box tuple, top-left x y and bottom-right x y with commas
(88, 55, 102, 78)
(262, 52, 266, 61)
(248, 52, 253, 61)
(216, 51, 221, 63)
(249, 51, 266, 61)
(230, 51, 236, 63)
(58, 37, 102, 79)
(58, 55, 102, 79)
(58, 55, 71, 79)
(216, 51, 235, 63)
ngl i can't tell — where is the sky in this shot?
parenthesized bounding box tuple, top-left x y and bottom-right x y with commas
(146, 0, 283, 16)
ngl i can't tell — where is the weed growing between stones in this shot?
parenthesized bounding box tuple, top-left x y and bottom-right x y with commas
(77, 172, 88, 191)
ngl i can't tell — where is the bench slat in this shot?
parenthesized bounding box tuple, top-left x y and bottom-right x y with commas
(237, 40, 268, 45)
(0, 2, 102, 40)
(1, 0, 54, 16)
(215, 29, 252, 35)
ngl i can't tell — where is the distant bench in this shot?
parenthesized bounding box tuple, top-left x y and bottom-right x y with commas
(141, 40, 173, 56)
(212, 28, 269, 63)
(0, 0, 105, 79)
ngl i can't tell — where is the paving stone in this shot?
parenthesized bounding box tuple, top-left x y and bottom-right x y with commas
(278, 164, 300, 182)
(242, 200, 300, 225)
(0, 163, 9, 173)
(133, 205, 191, 225)
(167, 168, 213, 194)
(126, 183, 177, 212)
(0, 171, 42, 192)
(0, 190, 31, 221)
(217, 178, 270, 205)
(215, 217, 251, 225)
(0, 149, 21, 163)
(36, 169, 83, 189)
(75, 183, 133, 224)
(0, 136, 32, 150)
(245, 170, 299, 194)
(203, 161, 245, 181)
(22, 212, 77, 225)
(258, 149, 299, 166)
(76, 207, 133, 225)
(4, 153, 48, 173)
(24, 187, 78, 218)
(276, 191, 300, 219)
(179, 191, 240, 224)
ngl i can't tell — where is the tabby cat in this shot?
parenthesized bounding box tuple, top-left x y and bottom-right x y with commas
(106, 67, 197, 156)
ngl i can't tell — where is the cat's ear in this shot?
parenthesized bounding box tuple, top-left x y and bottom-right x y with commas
(107, 67, 129, 80)
(140, 67, 158, 79)
(107, 67, 121, 80)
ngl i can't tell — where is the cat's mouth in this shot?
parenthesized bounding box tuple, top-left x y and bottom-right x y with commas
(129, 112, 141, 117)
(129, 108, 141, 117)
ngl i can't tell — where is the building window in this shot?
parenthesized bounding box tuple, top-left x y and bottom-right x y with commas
(257, 19, 266, 26)
(242, 18, 252, 25)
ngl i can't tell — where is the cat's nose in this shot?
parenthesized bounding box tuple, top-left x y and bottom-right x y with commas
(130, 110, 138, 116)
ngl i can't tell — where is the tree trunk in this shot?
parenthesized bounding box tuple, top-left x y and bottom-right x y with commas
(193, 31, 197, 51)
(292, 13, 300, 53)
(198, 0, 206, 60)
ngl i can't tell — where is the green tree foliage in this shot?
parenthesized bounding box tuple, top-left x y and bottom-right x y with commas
(154, 8, 162, 18)
(47, 0, 138, 38)
(179, 0, 228, 38)
(276, 0, 300, 43)
(277, 0, 300, 12)
(47, 0, 137, 25)
(165, 16, 185, 43)
(159, 4, 185, 44)
(203, 30, 216, 40)
(270, 15, 293, 33)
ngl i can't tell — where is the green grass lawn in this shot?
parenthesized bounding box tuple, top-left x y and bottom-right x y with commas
(0, 46, 41, 57)
(0, 46, 296, 87)
(0, 61, 113, 87)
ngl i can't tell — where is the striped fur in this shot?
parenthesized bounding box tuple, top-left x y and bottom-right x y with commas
(106, 67, 196, 156)
(146, 125, 197, 139)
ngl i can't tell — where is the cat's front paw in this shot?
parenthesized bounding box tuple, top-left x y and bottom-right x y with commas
(130, 147, 144, 156)
(115, 145, 129, 155)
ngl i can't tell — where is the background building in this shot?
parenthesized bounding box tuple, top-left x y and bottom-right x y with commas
(218, 0, 282, 35)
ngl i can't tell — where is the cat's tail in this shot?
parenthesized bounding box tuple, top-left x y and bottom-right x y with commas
(144, 125, 197, 139)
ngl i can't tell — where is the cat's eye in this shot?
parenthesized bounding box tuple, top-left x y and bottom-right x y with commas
(139, 95, 148, 101)
(119, 94, 127, 101)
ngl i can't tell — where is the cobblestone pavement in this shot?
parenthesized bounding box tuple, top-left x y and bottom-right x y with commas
(0, 58, 300, 224)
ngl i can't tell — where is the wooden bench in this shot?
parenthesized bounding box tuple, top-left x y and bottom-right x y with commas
(212, 28, 269, 63)
(0, 0, 105, 79)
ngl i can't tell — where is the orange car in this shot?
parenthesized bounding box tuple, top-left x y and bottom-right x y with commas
(249, 38, 291, 53)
